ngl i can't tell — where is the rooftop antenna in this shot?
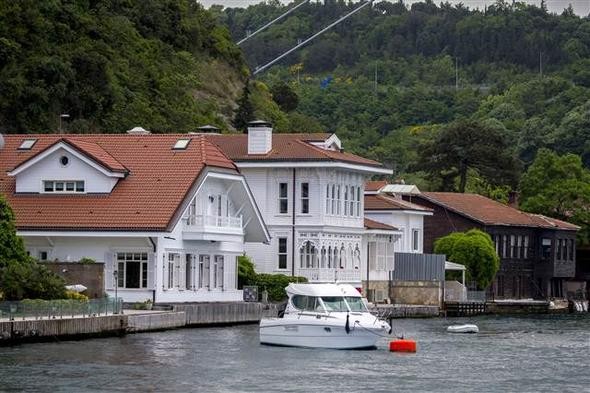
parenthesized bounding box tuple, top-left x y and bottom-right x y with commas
(237, 0, 311, 45)
(254, 0, 374, 75)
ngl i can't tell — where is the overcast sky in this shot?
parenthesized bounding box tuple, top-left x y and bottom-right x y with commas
(198, 0, 590, 15)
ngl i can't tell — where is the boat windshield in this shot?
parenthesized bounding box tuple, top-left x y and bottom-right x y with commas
(321, 296, 367, 312)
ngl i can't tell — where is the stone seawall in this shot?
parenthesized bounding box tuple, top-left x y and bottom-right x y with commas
(172, 302, 277, 326)
(127, 312, 186, 332)
(0, 315, 126, 344)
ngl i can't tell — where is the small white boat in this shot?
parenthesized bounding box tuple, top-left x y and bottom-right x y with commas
(259, 283, 391, 349)
(447, 324, 479, 333)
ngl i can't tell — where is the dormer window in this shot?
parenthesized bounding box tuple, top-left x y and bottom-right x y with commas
(18, 139, 37, 150)
(173, 139, 190, 150)
(43, 180, 85, 193)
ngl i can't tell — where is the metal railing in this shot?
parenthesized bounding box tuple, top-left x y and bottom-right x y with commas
(0, 298, 123, 321)
(186, 214, 242, 229)
(297, 268, 361, 282)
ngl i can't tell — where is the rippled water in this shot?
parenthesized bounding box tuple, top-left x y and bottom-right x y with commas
(0, 314, 588, 392)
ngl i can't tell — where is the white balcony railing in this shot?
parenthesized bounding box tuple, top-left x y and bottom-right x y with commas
(186, 214, 243, 230)
(297, 268, 361, 283)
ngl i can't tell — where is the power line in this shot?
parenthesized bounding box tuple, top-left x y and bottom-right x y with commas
(253, 0, 373, 75)
(237, 0, 311, 45)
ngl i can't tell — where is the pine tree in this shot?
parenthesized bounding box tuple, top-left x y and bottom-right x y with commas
(233, 81, 254, 132)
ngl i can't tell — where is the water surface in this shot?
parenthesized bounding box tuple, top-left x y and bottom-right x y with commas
(0, 314, 588, 392)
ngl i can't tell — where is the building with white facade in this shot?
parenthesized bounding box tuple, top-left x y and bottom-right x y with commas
(208, 122, 398, 292)
(364, 181, 433, 254)
(0, 133, 269, 303)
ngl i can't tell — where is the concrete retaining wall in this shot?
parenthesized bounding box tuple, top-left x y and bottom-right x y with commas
(42, 262, 105, 298)
(127, 312, 186, 333)
(390, 280, 442, 306)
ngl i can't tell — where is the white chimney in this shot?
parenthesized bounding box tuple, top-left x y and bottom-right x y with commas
(127, 126, 151, 135)
(247, 120, 272, 155)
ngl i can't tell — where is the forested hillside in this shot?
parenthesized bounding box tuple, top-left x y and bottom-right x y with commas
(0, 0, 253, 133)
(220, 0, 590, 241)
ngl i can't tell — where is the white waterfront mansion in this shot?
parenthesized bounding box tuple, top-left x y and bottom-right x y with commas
(0, 133, 269, 303)
(208, 122, 399, 292)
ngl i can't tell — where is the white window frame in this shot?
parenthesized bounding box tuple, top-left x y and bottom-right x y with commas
(301, 182, 310, 214)
(42, 180, 86, 193)
(412, 229, 420, 252)
(278, 182, 289, 214)
(278, 237, 288, 270)
(117, 252, 149, 289)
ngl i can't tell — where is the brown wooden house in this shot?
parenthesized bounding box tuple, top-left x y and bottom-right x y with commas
(403, 192, 579, 299)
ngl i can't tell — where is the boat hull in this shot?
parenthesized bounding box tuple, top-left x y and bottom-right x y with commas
(259, 318, 387, 349)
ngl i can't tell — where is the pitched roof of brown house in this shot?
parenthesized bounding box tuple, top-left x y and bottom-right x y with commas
(364, 218, 398, 231)
(419, 192, 579, 231)
(207, 133, 384, 168)
(1, 134, 236, 231)
(365, 180, 387, 192)
(364, 194, 432, 212)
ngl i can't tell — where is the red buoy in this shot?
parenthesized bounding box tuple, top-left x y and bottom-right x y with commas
(389, 339, 417, 353)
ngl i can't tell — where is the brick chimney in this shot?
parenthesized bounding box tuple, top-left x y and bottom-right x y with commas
(247, 120, 272, 155)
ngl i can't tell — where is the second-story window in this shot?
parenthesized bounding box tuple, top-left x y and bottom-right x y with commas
(356, 187, 361, 217)
(349, 186, 355, 216)
(344, 186, 349, 216)
(43, 180, 85, 193)
(279, 182, 288, 214)
(336, 185, 341, 215)
(325, 184, 330, 214)
(331, 184, 336, 215)
(301, 182, 309, 214)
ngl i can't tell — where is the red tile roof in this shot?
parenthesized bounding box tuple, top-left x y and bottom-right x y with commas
(364, 194, 432, 212)
(420, 192, 579, 231)
(207, 133, 384, 168)
(365, 180, 387, 192)
(0, 134, 236, 231)
(364, 218, 398, 231)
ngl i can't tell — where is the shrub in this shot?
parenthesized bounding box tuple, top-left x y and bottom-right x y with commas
(64, 290, 89, 301)
(78, 257, 96, 264)
(254, 273, 308, 302)
(237, 255, 256, 289)
(0, 261, 66, 300)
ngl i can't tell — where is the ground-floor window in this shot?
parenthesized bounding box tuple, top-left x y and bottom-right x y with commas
(214, 255, 224, 289)
(117, 252, 148, 289)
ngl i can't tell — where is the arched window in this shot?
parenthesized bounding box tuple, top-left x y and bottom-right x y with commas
(300, 241, 316, 269)
(327, 246, 332, 268)
(354, 246, 361, 269)
(340, 244, 346, 269)
(320, 247, 326, 268)
(333, 247, 339, 269)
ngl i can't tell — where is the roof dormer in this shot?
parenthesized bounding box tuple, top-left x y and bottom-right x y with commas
(7, 138, 128, 194)
(309, 134, 341, 151)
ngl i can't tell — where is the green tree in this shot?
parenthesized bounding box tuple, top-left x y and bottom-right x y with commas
(0, 195, 66, 300)
(434, 229, 500, 290)
(270, 81, 299, 112)
(519, 149, 590, 244)
(417, 119, 520, 192)
(232, 82, 254, 131)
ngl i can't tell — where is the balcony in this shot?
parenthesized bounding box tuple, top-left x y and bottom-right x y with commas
(183, 214, 244, 241)
(297, 268, 361, 283)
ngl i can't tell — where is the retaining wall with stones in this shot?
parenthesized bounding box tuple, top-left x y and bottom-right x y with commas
(127, 312, 186, 333)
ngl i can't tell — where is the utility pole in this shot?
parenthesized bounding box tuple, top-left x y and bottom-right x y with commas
(254, 0, 374, 75)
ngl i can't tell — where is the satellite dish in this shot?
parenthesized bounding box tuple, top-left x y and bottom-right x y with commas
(0, 134, 4, 150)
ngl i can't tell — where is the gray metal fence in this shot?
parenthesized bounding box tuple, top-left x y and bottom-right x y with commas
(0, 298, 122, 321)
(391, 253, 445, 281)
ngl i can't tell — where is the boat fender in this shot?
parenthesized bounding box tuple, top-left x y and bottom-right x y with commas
(345, 313, 350, 334)
(389, 339, 417, 353)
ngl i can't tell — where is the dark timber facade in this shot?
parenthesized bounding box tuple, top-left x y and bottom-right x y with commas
(405, 193, 579, 300)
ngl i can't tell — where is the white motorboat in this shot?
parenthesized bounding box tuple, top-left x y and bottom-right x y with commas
(259, 283, 391, 349)
(447, 324, 479, 333)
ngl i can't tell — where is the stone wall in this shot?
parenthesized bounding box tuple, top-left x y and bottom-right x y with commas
(390, 280, 442, 306)
(362, 280, 390, 303)
(42, 262, 104, 298)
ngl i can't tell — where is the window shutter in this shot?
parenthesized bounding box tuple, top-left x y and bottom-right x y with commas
(163, 253, 168, 290)
(105, 252, 114, 290)
(148, 253, 156, 290)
